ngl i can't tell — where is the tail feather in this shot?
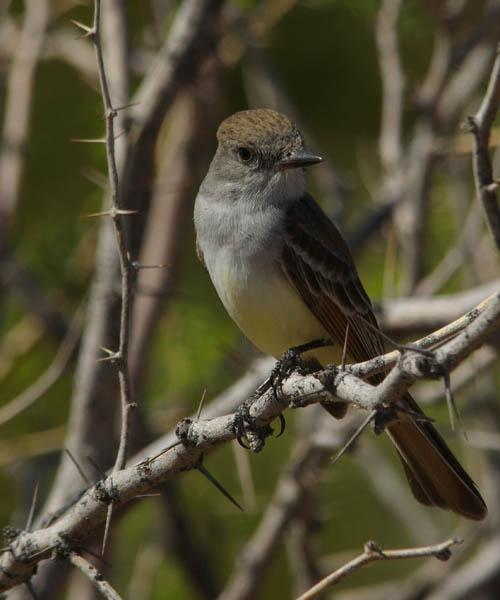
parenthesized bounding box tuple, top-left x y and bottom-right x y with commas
(387, 394, 487, 521)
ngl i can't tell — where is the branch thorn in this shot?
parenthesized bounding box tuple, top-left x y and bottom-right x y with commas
(198, 461, 244, 511)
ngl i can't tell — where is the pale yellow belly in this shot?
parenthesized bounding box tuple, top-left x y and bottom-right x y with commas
(213, 255, 343, 366)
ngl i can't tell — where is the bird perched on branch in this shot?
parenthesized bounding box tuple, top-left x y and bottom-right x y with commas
(194, 108, 486, 520)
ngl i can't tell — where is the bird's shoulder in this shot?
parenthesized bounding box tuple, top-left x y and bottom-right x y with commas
(283, 193, 361, 286)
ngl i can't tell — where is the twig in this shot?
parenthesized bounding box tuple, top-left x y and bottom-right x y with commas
(89, 0, 135, 473)
(296, 538, 463, 600)
(68, 552, 122, 600)
(403, 534, 500, 600)
(0, 0, 49, 220)
(376, 0, 404, 171)
(468, 45, 500, 251)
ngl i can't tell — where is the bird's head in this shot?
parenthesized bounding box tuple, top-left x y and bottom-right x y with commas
(206, 109, 322, 203)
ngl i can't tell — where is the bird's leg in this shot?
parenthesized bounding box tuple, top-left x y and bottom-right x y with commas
(234, 339, 331, 449)
(270, 338, 333, 397)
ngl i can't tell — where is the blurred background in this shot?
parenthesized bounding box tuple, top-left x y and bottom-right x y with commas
(1, 0, 500, 598)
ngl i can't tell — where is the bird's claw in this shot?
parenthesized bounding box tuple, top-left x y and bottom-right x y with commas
(274, 413, 286, 437)
(233, 397, 285, 451)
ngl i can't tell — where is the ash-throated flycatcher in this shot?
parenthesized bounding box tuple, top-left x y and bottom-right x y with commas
(194, 108, 486, 520)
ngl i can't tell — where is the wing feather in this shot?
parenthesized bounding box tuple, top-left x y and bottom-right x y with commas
(281, 193, 383, 365)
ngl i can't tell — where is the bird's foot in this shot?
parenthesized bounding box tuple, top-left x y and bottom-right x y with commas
(233, 397, 278, 452)
(235, 339, 330, 451)
(265, 338, 332, 399)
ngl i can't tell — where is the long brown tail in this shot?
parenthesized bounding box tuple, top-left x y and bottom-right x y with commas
(387, 394, 486, 520)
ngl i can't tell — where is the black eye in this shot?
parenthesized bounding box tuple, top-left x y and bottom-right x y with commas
(237, 146, 252, 162)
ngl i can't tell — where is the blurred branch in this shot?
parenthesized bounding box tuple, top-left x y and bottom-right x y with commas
(0, 0, 49, 223)
(377, 279, 500, 336)
(129, 59, 223, 391)
(126, 542, 163, 600)
(0, 315, 43, 381)
(0, 1, 68, 346)
(356, 440, 442, 543)
(101, 0, 129, 114)
(376, 0, 404, 171)
(0, 247, 70, 341)
(124, 0, 225, 254)
(67, 552, 122, 600)
(242, 44, 347, 219)
(372, 1, 500, 292)
(218, 435, 335, 600)
(0, 302, 82, 425)
(44, 27, 98, 83)
(468, 45, 500, 251)
(413, 201, 483, 296)
(297, 538, 462, 600)
(160, 486, 221, 599)
(286, 515, 324, 597)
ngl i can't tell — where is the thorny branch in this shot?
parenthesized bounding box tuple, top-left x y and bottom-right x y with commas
(89, 0, 135, 474)
(0, 292, 498, 593)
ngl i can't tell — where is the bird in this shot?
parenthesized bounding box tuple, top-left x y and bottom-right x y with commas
(193, 108, 487, 520)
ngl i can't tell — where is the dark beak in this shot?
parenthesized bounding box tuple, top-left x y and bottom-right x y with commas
(277, 150, 323, 170)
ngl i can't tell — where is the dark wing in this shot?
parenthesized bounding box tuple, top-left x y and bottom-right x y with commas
(281, 193, 384, 364)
